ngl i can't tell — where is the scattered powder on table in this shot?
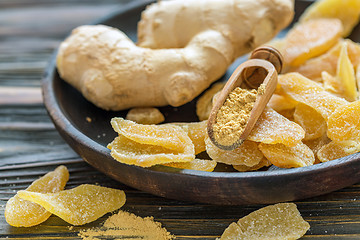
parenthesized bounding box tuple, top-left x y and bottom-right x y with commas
(213, 87, 258, 146)
(78, 210, 175, 240)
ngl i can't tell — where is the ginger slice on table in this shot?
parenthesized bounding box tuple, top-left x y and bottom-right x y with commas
(109, 135, 194, 167)
(111, 117, 192, 152)
(219, 203, 310, 240)
(299, 0, 360, 37)
(163, 159, 217, 172)
(247, 107, 305, 147)
(293, 103, 327, 141)
(205, 136, 264, 167)
(259, 142, 315, 168)
(282, 18, 342, 66)
(5, 165, 69, 227)
(327, 100, 360, 147)
(278, 72, 348, 121)
(17, 184, 126, 226)
(126, 107, 165, 124)
(167, 121, 207, 154)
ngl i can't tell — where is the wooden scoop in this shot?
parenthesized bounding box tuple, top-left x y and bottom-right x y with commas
(207, 46, 283, 151)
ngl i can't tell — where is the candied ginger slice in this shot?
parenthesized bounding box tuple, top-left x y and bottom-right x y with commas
(259, 142, 315, 168)
(294, 103, 327, 140)
(322, 71, 339, 93)
(126, 107, 164, 124)
(327, 100, 360, 145)
(219, 222, 243, 240)
(317, 141, 360, 162)
(164, 159, 217, 172)
(167, 121, 207, 154)
(299, 0, 360, 37)
(219, 203, 310, 240)
(111, 117, 190, 152)
(278, 72, 348, 121)
(248, 107, 305, 147)
(268, 93, 298, 112)
(5, 165, 69, 227)
(233, 158, 271, 172)
(336, 42, 357, 101)
(283, 18, 342, 66)
(196, 82, 225, 121)
(303, 134, 331, 163)
(205, 136, 263, 167)
(356, 63, 360, 99)
(292, 39, 360, 80)
(17, 184, 126, 226)
(108, 135, 194, 167)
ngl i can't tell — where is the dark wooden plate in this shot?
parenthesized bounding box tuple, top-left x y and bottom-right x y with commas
(42, 0, 360, 205)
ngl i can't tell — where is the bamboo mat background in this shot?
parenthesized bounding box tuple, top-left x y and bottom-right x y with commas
(1, 0, 360, 239)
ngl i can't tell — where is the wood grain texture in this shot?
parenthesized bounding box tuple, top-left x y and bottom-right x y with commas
(0, 0, 360, 239)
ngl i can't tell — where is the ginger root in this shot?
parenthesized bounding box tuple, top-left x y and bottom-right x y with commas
(57, 0, 293, 111)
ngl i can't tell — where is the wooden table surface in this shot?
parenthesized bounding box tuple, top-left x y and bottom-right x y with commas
(1, 0, 360, 239)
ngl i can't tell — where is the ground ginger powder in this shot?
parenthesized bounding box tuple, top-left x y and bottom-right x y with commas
(78, 210, 174, 240)
(213, 87, 258, 146)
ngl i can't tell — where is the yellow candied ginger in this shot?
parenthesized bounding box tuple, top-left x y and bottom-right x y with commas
(300, 0, 360, 37)
(219, 203, 310, 240)
(247, 107, 305, 147)
(324, 42, 358, 102)
(327, 100, 360, 146)
(205, 136, 264, 167)
(292, 39, 360, 80)
(268, 93, 298, 112)
(259, 142, 315, 168)
(164, 159, 217, 172)
(303, 134, 331, 163)
(109, 135, 194, 167)
(111, 117, 191, 152)
(356, 63, 360, 98)
(109, 117, 195, 167)
(5, 165, 69, 227)
(17, 184, 126, 226)
(278, 72, 348, 121)
(283, 18, 342, 66)
(167, 121, 207, 154)
(233, 158, 271, 172)
(293, 103, 327, 140)
(336, 42, 358, 101)
(317, 141, 360, 162)
(322, 71, 339, 93)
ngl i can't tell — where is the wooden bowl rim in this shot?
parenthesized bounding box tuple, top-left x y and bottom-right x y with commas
(42, 0, 360, 205)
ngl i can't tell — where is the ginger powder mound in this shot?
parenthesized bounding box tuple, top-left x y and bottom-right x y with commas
(213, 87, 257, 146)
(79, 210, 174, 240)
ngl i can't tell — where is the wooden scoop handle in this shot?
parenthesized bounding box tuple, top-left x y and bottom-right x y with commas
(207, 46, 282, 150)
(242, 46, 283, 89)
(250, 46, 283, 73)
